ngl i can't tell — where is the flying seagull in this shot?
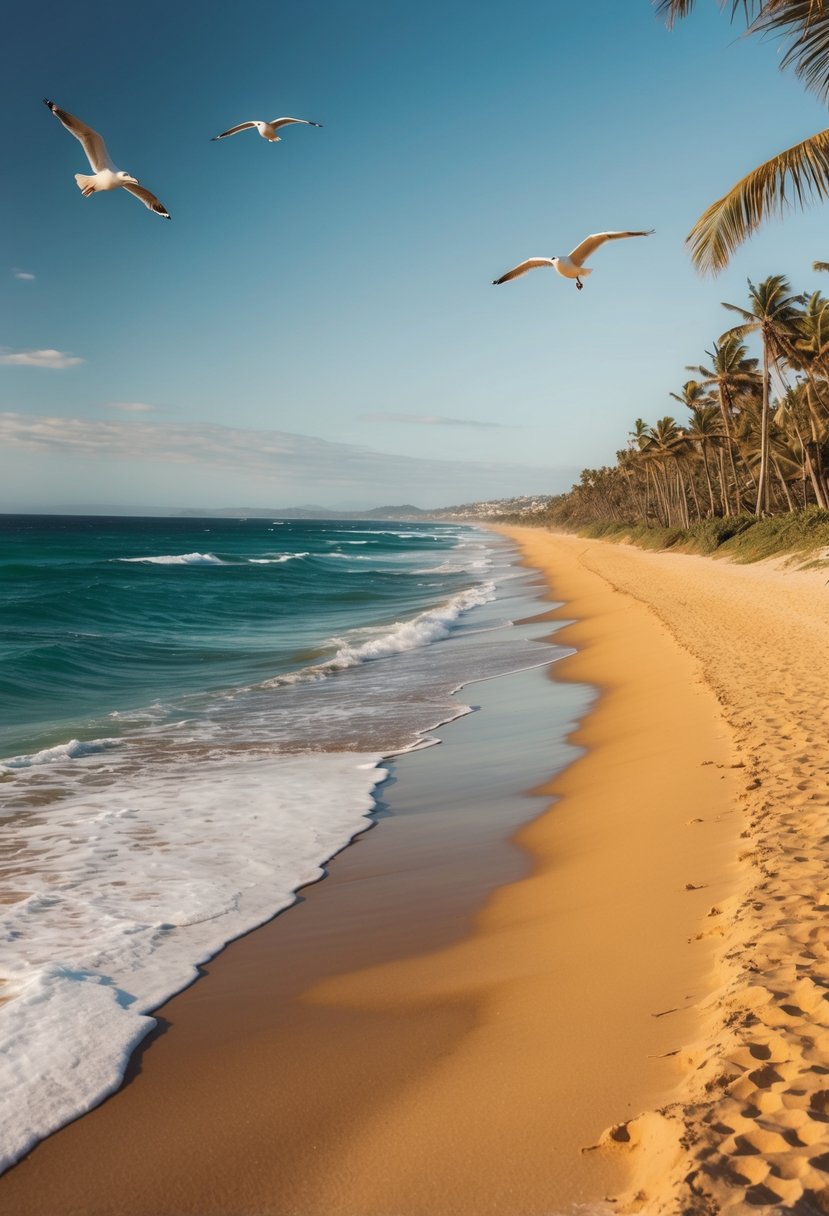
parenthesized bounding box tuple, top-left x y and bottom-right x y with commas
(210, 117, 323, 142)
(492, 230, 654, 290)
(43, 99, 170, 219)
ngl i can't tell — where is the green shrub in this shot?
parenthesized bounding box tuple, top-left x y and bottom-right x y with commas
(552, 509, 829, 564)
(719, 507, 829, 562)
(680, 515, 755, 554)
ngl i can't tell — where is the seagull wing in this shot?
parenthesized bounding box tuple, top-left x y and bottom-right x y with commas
(269, 116, 323, 129)
(43, 99, 115, 172)
(567, 230, 654, 265)
(211, 121, 259, 141)
(122, 182, 171, 219)
(492, 258, 556, 285)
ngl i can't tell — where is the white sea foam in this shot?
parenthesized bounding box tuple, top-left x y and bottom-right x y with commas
(413, 540, 492, 576)
(0, 737, 120, 772)
(116, 552, 225, 566)
(0, 751, 385, 1173)
(415, 559, 491, 574)
(332, 529, 442, 539)
(262, 581, 496, 689)
(331, 583, 495, 665)
(248, 552, 309, 564)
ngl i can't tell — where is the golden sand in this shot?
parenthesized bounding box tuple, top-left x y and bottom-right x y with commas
(292, 527, 742, 1213)
(499, 527, 829, 1214)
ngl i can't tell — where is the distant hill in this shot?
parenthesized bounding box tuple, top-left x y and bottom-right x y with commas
(175, 504, 432, 521)
(175, 496, 557, 522)
(428, 495, 557, 520)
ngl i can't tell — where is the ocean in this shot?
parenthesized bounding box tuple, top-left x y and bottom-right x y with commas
(0, 513, 567, 1172)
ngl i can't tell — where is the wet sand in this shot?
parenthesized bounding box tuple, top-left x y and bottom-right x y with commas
(0, 530, 742, 1215)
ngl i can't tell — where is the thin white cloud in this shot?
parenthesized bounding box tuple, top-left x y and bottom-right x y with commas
(12, 270, 35, 281)
(362, 411, 511, 428)
(0, 349, 83, 369)
(105, 402, 158, 413)
(0, 413, 569, 505)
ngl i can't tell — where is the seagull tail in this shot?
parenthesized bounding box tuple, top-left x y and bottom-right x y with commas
(74, 173, 96, 197)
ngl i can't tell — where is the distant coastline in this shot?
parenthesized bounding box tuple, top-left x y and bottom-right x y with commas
(0, 494, 557, 522)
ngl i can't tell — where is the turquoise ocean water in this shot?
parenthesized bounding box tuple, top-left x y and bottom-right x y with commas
(0, 513, 566, 1172)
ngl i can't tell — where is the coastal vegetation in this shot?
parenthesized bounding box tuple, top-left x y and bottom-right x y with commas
(658, 1, 829, 273)
(550, 274, 829, 523)
(498, 274, 829, 564)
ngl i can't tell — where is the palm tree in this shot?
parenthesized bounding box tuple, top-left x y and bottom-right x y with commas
(669, 379, 707, 414)
(768, 290, 829, 501)
(617, 446, 649, 518)
(642, 416, 690, 526)
(657, 2, 829, 272)
(629, 417, 659, 521)
(686, 402, 725, 516)
(688, 334, 759, 513)
(776, 383, 829, 506)
(669, 380, 717, 514)
(790, 290, 829, 416)
(721, 275, 801, 514)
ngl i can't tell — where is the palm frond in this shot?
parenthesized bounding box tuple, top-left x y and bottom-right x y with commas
(721, 320, 757, 345)
(657, 3, 786, 33)
(813, 260, 829, 271)
(658, 3, 829, 102)
(721, 304, 755, 324)
(753, 2, 829, 103)
(687, 127, 829, 273)
(656, 0, 699, 27)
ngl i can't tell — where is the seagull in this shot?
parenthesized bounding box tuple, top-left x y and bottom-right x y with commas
(210, 117, 323, 142)
(43, 99, 170, 219)
(492, 230, 654, 291)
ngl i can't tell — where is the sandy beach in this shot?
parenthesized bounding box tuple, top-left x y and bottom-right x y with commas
(500, 528, 829, 1214)
(3, 526, 826, 1214)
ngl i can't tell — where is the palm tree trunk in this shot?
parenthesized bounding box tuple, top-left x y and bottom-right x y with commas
(806, 386, 829, 509)
(719, 385, 742, 512)
(700, 443, 716, 516)
(788, 368, 829, 507)
(789, 409, 827, 508)
(684, 461, 700, 522)
(716, 446, 728, 515)
(656, 462, 666, 525)
(755, 342, 772, 515)
(772, 455, 795, 512)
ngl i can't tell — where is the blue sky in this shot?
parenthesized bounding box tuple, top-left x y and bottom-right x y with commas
(4, 0, 829, 511)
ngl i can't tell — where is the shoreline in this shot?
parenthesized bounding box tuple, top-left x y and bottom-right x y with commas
(1, 551, 607, 1214)
(0, 528, 751, 1214)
